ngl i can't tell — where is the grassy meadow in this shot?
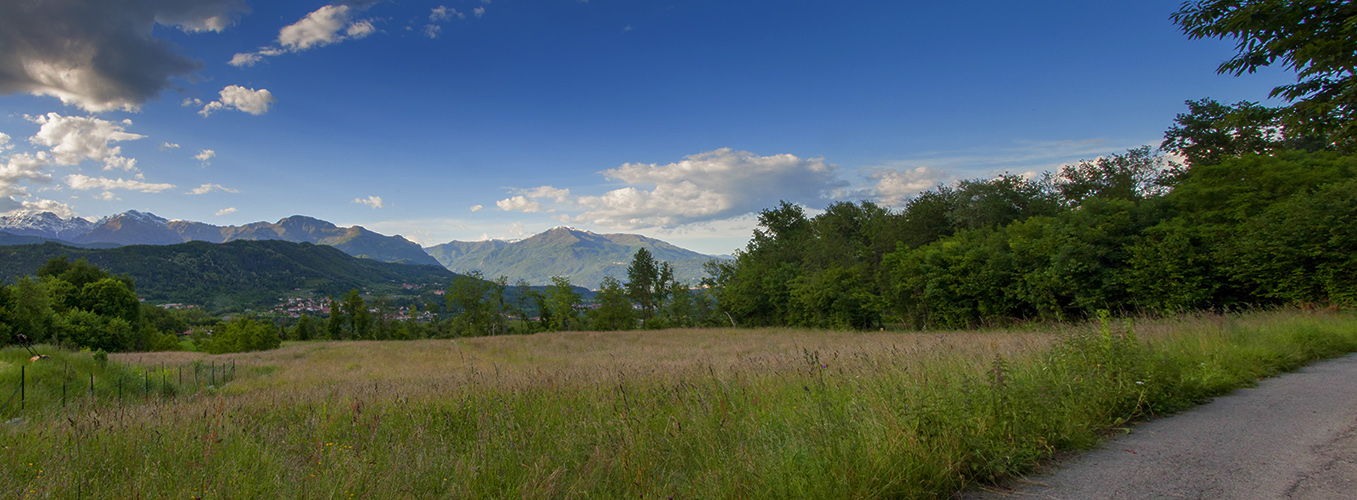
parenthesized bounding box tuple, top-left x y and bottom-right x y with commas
(3, 309, 1356, 499)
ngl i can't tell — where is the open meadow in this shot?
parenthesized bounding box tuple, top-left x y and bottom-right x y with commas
(3, 310, 1357, 499)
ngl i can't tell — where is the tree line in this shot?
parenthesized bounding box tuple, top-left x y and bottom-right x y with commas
(700, 0, 1357, 330)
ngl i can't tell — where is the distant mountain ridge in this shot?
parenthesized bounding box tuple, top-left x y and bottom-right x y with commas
(425, 226, 722, 289)
(0, 211, 439, 266)
(0, 239, 456, 313)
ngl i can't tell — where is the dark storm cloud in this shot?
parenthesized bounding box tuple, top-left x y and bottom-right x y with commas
(0, 0, 250, 111)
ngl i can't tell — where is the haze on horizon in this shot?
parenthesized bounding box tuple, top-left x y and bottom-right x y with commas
(0, 0, 1294, 255)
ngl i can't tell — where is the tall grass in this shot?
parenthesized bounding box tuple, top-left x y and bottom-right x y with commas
(1, 310, 1354, 499)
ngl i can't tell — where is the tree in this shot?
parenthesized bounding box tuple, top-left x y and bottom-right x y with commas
(1055, 147, 1177, 204)
(447, 271, 491, 336)
(488, 276, 508, 336)
(1173, 0, 1357, 147)
(625, 248, 659, 326)
(589, 276, 635, 331)
(510, 278, 537, 334)
(544, 276, 581, 331)
(325, 295, 344, 340)
(1162, 98, 1287, 166)
(293, 313, 317, 341)
(342, 289, 372, 339)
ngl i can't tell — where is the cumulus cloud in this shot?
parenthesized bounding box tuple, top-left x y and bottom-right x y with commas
(66, 174, 174, 193)
(863, 166, 950, 207)
(195, 149, 217, 165)
(215, 207, 237, 216)
(0, 198, 77, 217)
(469, 204, 483, 212)
(187, 183, 237, 195)
(474, 7, 486, 18)
(231, 3, 378, 66)
(0, 153, 53, 200)
(26, 113, 144, 171)
(571, 148, 843, 229)
(0, 0, 250, 111)
(159, 142, 180, 151)
(496, 196, 541, 213)
(199, 85, 275, 116)
(353, 195, 385, 209)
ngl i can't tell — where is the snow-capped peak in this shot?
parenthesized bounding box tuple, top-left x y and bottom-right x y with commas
(0, 211, 96, 239)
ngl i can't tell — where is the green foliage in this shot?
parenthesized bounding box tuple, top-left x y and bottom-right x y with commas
(291, 314, 317, 341)
(199, 316, 282, 354)
(1162, 98, 1288, 166)
(0, 240, 456, 315)
(1173, 0, 1357, 147)
(589, 277, 635, 331)
(342, 289, 372, 339)
(711, 144, 1356, 329)
(543, 276, 582, 331)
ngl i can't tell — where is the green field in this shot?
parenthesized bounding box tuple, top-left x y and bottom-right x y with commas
(2, 309, 1355, 499)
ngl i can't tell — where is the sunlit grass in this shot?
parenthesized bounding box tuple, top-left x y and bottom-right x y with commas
(2, 309, 1354, 499)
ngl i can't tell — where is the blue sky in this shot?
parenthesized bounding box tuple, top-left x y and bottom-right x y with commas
(0, 0, 1294, 254)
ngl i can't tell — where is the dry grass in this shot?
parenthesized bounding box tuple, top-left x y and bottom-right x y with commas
(115, 326, 1061, 397)
(4, 311, 1350, 499)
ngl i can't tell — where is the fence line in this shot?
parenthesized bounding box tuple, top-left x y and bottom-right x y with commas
(1, 359, 237, 419)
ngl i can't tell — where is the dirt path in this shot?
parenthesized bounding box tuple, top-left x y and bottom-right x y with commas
(962, 353, 1357, 500)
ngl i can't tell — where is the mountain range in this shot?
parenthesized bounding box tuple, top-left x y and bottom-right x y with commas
(425, 226, 719, 289)
(0, 240, 456, 313)
(0, 211, 439, 266)
(1, 211, 727, 289)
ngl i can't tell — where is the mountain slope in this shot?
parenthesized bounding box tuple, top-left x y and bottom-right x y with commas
(0, 240, 456, 313)
(0, 212, 95, 240)
(1, 210, 440, 266)
(426, 227, 720, 289)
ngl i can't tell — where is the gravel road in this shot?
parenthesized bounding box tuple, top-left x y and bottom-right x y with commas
(961, 353, 1357, 500)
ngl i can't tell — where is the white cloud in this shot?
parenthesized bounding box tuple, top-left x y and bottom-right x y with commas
(474, 7, 485, 17)
(187, 183, 238, 195)
(863, 166, 950, 207)
(423, 25, 443, 38)
(430, 6, 457, 22)
(496, 195, 541, 213)
(159, 142, 181, 150)
(231, 4, 379, 66)
(353, 195, 385, 209)
(199, 85, 275, 116)
(0, 0, 250, 111)
(26, 113, 144, 171)
(512, 185, 571, 202)
(280, 5, 366, 51)
(215, 207, 238, 216)
(0, 133, 10, 151)
(195, 149, 217, 165)
(0, 153, 53, 199)
(469, 204, 483, 212)
(0, 198, 77, 218)
(66, 174, 175, 193)
(228, 52, 264, 67)
(94, 191, 119, 201)
(571, 148, 843, 229)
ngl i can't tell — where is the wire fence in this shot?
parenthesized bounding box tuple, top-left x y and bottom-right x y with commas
(1, 359, 236, 419)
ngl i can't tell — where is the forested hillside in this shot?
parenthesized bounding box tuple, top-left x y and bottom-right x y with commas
(0, 240, 457, 313)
